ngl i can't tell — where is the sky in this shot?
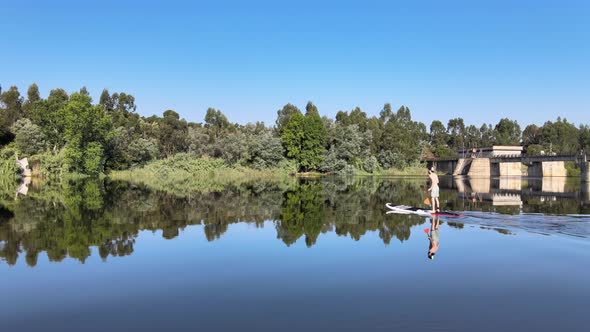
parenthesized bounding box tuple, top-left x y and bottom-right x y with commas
(1, 0, 588, 128)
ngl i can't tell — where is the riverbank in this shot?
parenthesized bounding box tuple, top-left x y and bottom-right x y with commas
(108, 154, 296, 196)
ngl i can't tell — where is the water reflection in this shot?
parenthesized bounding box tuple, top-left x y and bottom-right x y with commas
(426, 215, 441, 260)
(0, 176, 589, 266)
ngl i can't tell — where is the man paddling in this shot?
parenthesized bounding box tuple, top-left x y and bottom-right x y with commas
(427, 166, 440, 213)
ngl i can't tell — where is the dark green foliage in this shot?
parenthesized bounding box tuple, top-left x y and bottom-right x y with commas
(540, 118, 579, 154)
(2, 83, 590, 179)
(447, 118, 465, 149)
(479, 124, 495, 147)
(280, 110, 305, 165)
(127, 138, 159, 165)
(10, 119, 47, 156)
(522, 124, 541, 146)
(493, 118, 521, 145)
(158, 110, 188, 157)
(60, 93, 112, 174)
(378, 105, 427, 168)
(300, 102, 327, 171)
(0, 147, 20, 178)
(580, 125, 590, 153)
(204, 108, 230, 139)
(0, 86, 23, 127)
(275, 103, 301, 135)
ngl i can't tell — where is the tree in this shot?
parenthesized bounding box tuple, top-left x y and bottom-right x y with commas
(580, 125, 590, 153)
(378, 105, 426, 168)
(99, 89, 114, 112)
(493, 118, 521, 145)
(430, 120, 455, 158)
(326, 124, 371, 164)
(522, 124, 541, 146)
(127, 137, 159, 165)
(300, 102, 327, 171)
(204, 108, 230, 139)
(275, 103, 301, 134)
(159, 110, 188, 157)
(10, 118, 47, 156)
(479, 124, 495, 147)
(429, 120, 447, 147)
(247, 131, 285, 169)
(0, 86, 23, 127)
(280, 110, 305, 166)
(447, 118, 465, 149)
(60, 92, 112, 174)
(464, 125, 481, 149)
(22, 83, 41, 117)
(540, 118, 579, 154)
(30, 88, 69, 149)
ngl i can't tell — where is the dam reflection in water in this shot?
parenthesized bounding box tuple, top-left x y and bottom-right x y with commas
(450, 175, 589, 209)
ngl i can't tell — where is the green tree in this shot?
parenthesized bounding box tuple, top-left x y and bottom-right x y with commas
(493, 118, 521, 145)
(479, 124, 495, 147)
(522, 124, 541, 146)
(204, 108, 230, 139)
(247, 131, 285, 169)
(60, 92, 112, 174)
(378, 105, 426, 168)
(0, 86, 24, 128)
(10, 118, 47, 156)
(580, 125, 590, 153)
(464, 125, 481, 149)
(22, 83, 41, 117)
(159, 110, 188, 157)
(30, 88, 69, 150)
(275, 103, 301, 135)
(280, 110, 305, 166)
(447, 118, 465, 149)
(539, 118, 579, 154)
(300, 102, 327, 171)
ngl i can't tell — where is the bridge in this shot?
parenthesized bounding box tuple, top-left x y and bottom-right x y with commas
(423, 146, 589, 182)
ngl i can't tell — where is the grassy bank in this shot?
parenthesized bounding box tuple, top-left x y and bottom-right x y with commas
(371, 164, 428, 176)
(109, 154, 296, 195)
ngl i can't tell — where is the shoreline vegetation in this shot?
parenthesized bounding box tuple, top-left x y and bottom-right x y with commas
(1, 84, 589, 187)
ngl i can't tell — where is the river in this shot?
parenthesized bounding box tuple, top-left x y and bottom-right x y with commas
(1, 176, 589, 331)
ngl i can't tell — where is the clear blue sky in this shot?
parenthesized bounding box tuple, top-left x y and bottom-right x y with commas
(1, 0, 588, 128)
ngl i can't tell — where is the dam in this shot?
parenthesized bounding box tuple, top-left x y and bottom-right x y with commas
(424, 146, 589, 182)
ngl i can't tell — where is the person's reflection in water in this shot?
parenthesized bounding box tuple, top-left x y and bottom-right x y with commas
(426, 215, 441, 260)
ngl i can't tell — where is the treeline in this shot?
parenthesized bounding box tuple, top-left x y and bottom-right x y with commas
(1, 84, 589, 176)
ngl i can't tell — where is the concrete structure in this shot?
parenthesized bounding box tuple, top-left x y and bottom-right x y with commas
(16, 157, 32, 177)
(425, 146, 588, 181)
(458, 146, 523, 158)
(581, 154, 589, 182)
(528, 161, 567, 177)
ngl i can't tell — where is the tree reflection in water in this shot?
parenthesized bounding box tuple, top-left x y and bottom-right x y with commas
(0, 175, 588, 266)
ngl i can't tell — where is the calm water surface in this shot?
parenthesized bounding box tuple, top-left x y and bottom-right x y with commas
(1, 176, 589, 331)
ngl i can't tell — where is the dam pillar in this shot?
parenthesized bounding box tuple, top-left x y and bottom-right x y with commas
(541, 161, 567, 177)
(527, 161, 566, 177)
(453, 158, 471, 176)
(581, 161, 589, 183)
(498, 162, 522, 176)
(467, 158, 490, 177)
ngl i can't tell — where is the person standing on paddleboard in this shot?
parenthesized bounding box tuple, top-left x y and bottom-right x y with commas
(427, 166, 440, 213)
